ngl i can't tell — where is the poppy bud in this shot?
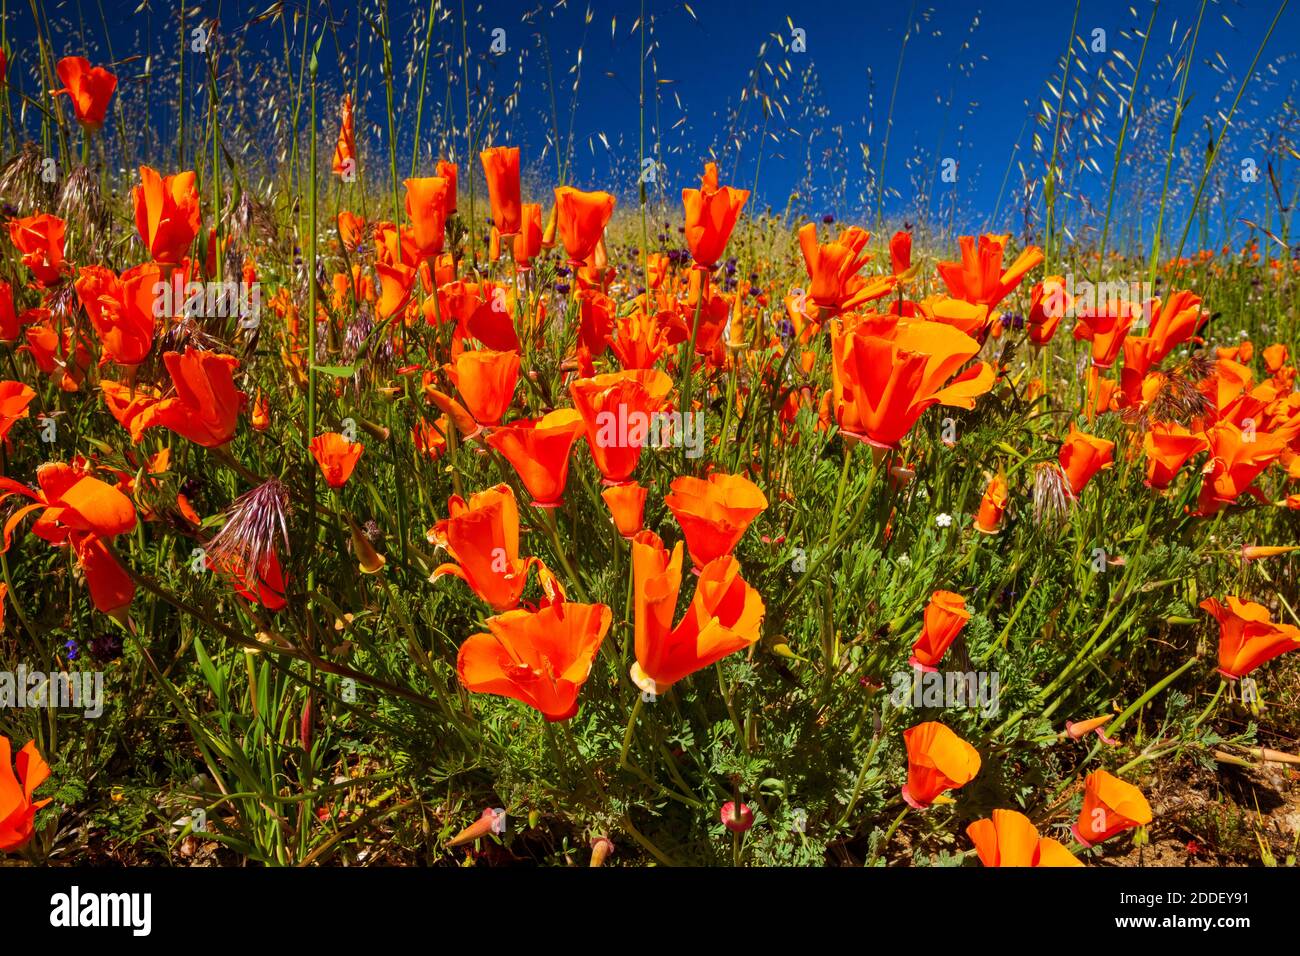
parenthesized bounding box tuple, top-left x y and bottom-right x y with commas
(590, 835, 615, 867)
(448, 807, 505, 847)
(347, 516, 386, 575)
(973, 471, 1008, 534)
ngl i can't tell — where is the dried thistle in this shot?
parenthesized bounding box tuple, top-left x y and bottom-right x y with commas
(1032, 462, 1072, 527)
(206, 479, 291, 581)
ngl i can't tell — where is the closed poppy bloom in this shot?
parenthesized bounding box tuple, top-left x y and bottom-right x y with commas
(74, 263, 159, 366)
(447, 349, 520, 428)
(429, 484, 563, 611)
(910, 590, 970, 671)
(53, 56, 116, 129)
(309, 432, 363, 488)
(569, 369, 674, 484)
(664, 472, 768, 570)
(485, 408, 586, 507)
(1058, 424, 1114, 497)
(936, 234, 1043, 312)
(74, 533, 136, 619)
(830, 319, 995, 449)
(1027, 275, 1070, 345)
(0, 736, 52, 852)
(1263, 343, 1289, 375)
(403, 176, 451, 260)
(133, 166, 202, 265)
(973, 471, 1009, 534)
(1196, 421, 1287, 515)
(629, 530, 765, 695)
(798, 222, 874, 312)
(1071, 770, 1152, 847)
(601, 481, 648, 537)
(1073, 301, 1138, 369)
(0, 280, 18, 342)
(0, 381, 35, 443)
(513, 203, 544, 267)
(1142, 423, 1206, 490)
(553, 186, 616, 264)
(1200, 595, 1300, 679)
(480, 146, 522, 234)
(375, 260, 418, 319)
(457, 601, 612, 722)
(433, 160, 458, 213)
(331, 94, 356, 177)
(8, 213, 67, 286)
(890, 230, 913, 276)
(682, 162, 749, 268)
(901, 721, 981, 808)
(967, 809, 1082, 867)
(1146, 289, 1206, 364)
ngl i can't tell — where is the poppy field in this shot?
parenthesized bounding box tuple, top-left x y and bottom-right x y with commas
(1, 0, 1299, 872)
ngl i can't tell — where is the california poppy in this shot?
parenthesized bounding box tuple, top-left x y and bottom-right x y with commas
(553, 186, 616, 264)
(53, 56, 116, 129)
(1071, 770, 1151, 847)
(1027, 275, 1069, 345)
(457, 601, 611, 721)
(973, 471, 1009, 534)
(966, 809, 1081, 867)
(797, 222, 874, 313)
(485, 409, 586, 507)
(1200, 595, 1300, 679)
(447, 349, 519, 428)
(682, 162, 749, 268)
(404, 176, 451, 261)
(133, 166, 202, 266)
(0, 381, 35, 442)
(481, 146, 523, 235)
(629, 530, 765, 695)
(332, 94, 356, 178)
(663, 472, 768, 570)
(1196, 421, 1287, 515)
(1058, 424, 1114, 497)
(108, 348, 243, 448)
(8, 213, 67, 287)
(435, 160, 458, 213)
(601, 481, 648, 538)
(1142, 423, 1205, 490)
(0, 736, 52, 852)
(936, 234, 1042, 312)
(1145, 290, 1206, 364)
(74, 263, 159, 366)
(569, 369, 674, 484)
(513, 203, 544, 267)
(309, 432, 363, 488)
(1073, 302, 1138, 369)
(890, 230, 913, 276)
(901, 721, 981, 808)
(909, 590, 970, 671)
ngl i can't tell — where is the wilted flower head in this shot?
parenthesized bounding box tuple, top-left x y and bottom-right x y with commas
(1032, 461, 1072, 527)
(206, 478, 291, 582)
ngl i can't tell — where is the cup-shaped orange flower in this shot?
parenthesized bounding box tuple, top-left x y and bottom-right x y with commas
(1073, 301, 1138, 369)
(1071, 770, 1152, 847)
(481, 146, 523, 235)
(890, 230, 913, 276)
(457, 601, 612, 721)
(53, 57, 116, 129)
(429, 484, 562, 611)
(1146, 290, 1206, 364)
(8, 213, 67, 287)
(798, 222, 874, 312)
(682, 162, 749, 268)
(967, 809, 1082, 867)
(435, 160, 458, 213)
(1058, 424, 1114, 497)
(74, 263, 159, 366)
(910, 590, 971, 671)
(331, 94, 356, 177)
(601, 481, 648, 538)
(0, 736, 52, 852)
(1196, 421, 1287, 514)
(309, 432, 363, 489)
(403, 176, 451, 260)
(936, 234, 1043, 312)
(116, 348, 243, 448)
(1027, 275, 1069, 345)
(513, 203, 544, 267)
(663, 472, 768, 570)
(629, 530, 765, 695)
(973, 471, 1009, 534)
(553, 186, 616, 264)
(447, 349, 520, 428)
(1142, 423, 1205, 490)
(0, 381, 35, 442)
(569, 369, 674, 484)
(901, 721, 981, 808)
(133, 166, 202, 265)
(1200, 595, 1300, 679)
(485, 408, 586, 507)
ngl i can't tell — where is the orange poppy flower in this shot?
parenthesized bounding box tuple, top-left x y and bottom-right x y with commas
(403, 176, 451, 260)
(447, 349, 519, 428)
(1200, 595, 1300, 679)
(331, 94, 356, 177)
(1027, 275, 1069, 345)
(0, 381, 35, 442)
(1263, 343, 1289, 375)
(106, 348, 243, 448)
(457, 601, 612, 721)
(53, 56, 116, 129)
(309, 432, 363, 488)
(0, 736, 52, 852)
(8, 213, 67, 287)
(376, 260, 418, 319)
(1071, 770, 1151, 847)
(601, 481, 648, 538)
(429, 484, 563, 611)
(1142, 423, 1205, 490)
(829, 319, 995, 449)
(132, 166, 202, 265)
(1196, 421, 1287, 515)
(481, 146, 523, 235)
(74, 263, 160, 366)
(935, 234, 1042, 312)
(1146, 290, 1206, 364)
(608, 307, 676, 370)
(917, 295, 991, 339)
(210, 549, 287, 612)
(682, 162, 749, 268)
(901, 721, 981, 808)
(569, 369, 674, 484)
(513, 203, 544, 267)
(890, 230, 913, 276)
(967, 809, 1082, 867)
(1058, 424, 1114, 497)
(629, 530, 765, 695)
(797, 222, 874, 312)
(1073, 302, 1138, 369)
(663, 472, 768, 570)
(553, 186, 616, 264)
(0, 280, 18, 342)
(909, 590, 970, 671)
(485, 408, 586, 507)
(973, 471, 1009, 534)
